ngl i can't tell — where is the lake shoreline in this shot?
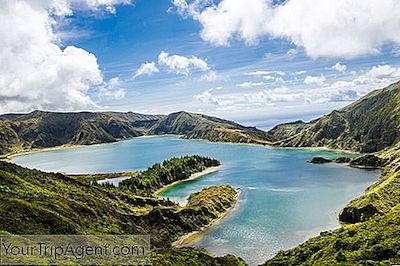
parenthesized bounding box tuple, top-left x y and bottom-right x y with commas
(154, 165, 223, 197)
(4, 134, 359, 163)
(172, 188, 240, 248)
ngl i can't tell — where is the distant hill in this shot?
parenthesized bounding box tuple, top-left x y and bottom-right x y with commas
(150, 111, 274, 145)
(269, 81, 400, 152)
(0, 110, 274, 155)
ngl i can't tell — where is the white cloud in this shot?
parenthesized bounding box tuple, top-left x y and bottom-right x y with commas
(236, 81, 264, 88)
(173, 0, 400, 58)
(332, 62, 347, 72)
(134, 51, 216, 80)
(133, 62, 159, 78)
(245, 70, 285, 76)
(0, 0, 130, 113)
(275, 77, 285, 85)
(294, 70, 307, 75)
(263, 75, 275, 81)
(195, 64, 400, 109)
(304, 74, 326, 86)
(97, 77, 126, 100)
(194, 87, 302, 107)
(193, 90, 219, 104)
(201, 70, 220, 81)
(158, 51, 210, 75)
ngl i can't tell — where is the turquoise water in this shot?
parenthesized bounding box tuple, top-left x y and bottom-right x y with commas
(12, 136, 380, 265)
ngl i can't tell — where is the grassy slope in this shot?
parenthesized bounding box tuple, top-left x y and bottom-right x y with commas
(264, 206, 400, 266)
(264, 82, 400, 265)
(0, 110, 274, 156)
(0, 111, 161, 155)
(0, 156, 244, 265)
(151, 111, 274, 145)
(269, 81, 400, 153)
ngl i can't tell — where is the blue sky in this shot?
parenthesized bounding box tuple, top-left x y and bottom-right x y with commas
(2, 0, 400, 129)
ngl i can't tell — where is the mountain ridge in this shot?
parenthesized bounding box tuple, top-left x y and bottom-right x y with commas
(0, 110, 275, 155)
(268, 81, 400, 153)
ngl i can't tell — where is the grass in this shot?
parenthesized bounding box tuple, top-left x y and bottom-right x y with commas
(0, 156, 242, 265)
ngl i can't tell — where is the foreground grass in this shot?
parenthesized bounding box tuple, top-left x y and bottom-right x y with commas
(0, 156, 244, 265)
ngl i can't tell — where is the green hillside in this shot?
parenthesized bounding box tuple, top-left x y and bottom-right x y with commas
(0, 110, 274, 156)
(0, 156, 244, 265)
(269, 81, 400, 153)
(150, 111, 274, 145)
(264, 82, 400, 265)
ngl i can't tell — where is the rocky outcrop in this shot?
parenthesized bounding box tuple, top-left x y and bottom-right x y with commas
(349, 154, 388, 168)
(339, 204, 382, 223)
(334, 157, 352, 163)
(308, 157, 333, 164)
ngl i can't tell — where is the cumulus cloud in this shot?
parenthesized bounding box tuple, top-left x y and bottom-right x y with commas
(133, 62, 159, 78)
(134, 51, 216, 80)
(172, 0, 400, 58)
(0, 0, 130, 113)
(97, 77, 126, 100)
(193, 90, 219, 104)
(332, 62, 347, 72)
(158, 51, 210, 75)
(304, 74, 326, 86)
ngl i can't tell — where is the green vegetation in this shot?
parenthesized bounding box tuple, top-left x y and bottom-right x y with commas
(152, 248, 246, 266)
(264, 81, 400, 265)
(0, 156, 242, 265)
(150, 111, 274, 145)
(264, 205, 400, 266)
(120, 155, 220, 196)
(68, 171, 138, 183)
(0, 110, 274, 156)
(269, 81, 400, 153)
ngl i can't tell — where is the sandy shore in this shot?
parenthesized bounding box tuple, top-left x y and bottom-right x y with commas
(172, 188, 240, 248)
(154, 165, 223, 196)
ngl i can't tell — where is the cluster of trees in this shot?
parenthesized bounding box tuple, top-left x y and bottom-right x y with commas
(120, 155, 220, 196)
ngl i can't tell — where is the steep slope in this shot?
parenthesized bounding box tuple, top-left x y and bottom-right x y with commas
(0, 111, 162, 155)
(0, 158, 244, 265)
(269, 81, 400, 152)
(0, 110, 274, 155)
(150, 111, 274, 145)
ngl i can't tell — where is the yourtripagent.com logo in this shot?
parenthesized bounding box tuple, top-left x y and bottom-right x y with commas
(0, 235, 150, 265)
